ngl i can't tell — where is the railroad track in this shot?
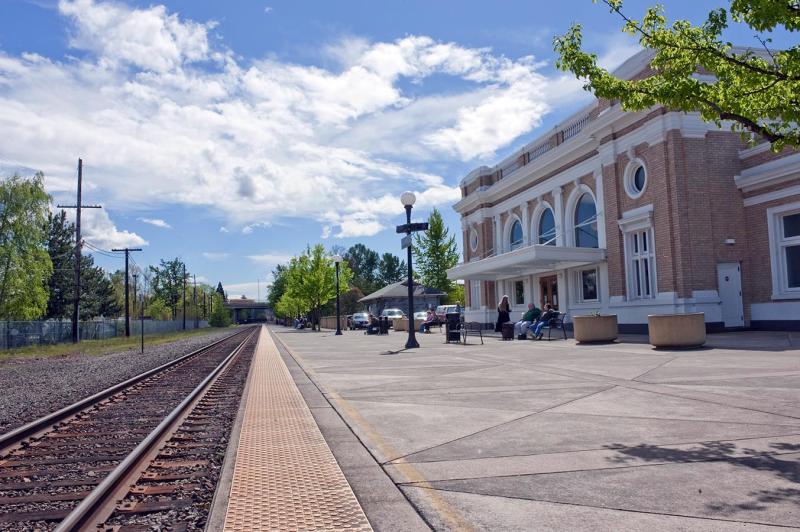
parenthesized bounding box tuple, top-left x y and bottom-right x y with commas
(0, 326, 259, 531)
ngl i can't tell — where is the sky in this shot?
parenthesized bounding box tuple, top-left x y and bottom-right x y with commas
(0, 0, 793, 299)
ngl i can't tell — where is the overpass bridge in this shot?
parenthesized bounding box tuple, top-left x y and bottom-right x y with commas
(223, 297, 273, 324)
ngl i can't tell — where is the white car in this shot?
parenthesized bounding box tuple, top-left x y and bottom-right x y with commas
(351, 312, 371, 329)
(413, 311, 428, 321)
(380, 308, 405, 320)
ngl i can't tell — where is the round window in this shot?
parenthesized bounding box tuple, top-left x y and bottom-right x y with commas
(625, 161, 647, 198)
(469, 230, 479, 252)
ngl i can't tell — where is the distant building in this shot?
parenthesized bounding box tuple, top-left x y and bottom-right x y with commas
(448, 48, 800, 332)
(359, 281, 445, 316)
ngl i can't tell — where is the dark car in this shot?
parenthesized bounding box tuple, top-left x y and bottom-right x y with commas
(351, 312, 370, 329)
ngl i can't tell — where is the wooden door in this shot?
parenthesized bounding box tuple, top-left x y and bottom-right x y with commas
(539, 275, 559, 310)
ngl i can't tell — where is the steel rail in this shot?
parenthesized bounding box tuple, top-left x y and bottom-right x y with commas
(0, 327, 254, 454)
(54, 326, 258, 532)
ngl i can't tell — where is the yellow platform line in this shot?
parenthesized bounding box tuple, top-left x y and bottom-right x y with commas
(223, 326, 372, 531)
(273, 331, 475, 532)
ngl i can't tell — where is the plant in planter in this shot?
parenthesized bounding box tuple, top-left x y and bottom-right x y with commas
(573, 312, 618, 343)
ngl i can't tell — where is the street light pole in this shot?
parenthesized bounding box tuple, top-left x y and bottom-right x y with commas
(333, 255, 343, 335)
(401, 192, 419, 349)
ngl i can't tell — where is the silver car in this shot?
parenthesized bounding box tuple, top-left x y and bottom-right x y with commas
(351, 312, 371, 329)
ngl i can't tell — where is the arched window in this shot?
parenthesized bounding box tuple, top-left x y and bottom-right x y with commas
(538, 208, 556, 245)
(509, 220, 523, 250)
(574, 193, 598, 248)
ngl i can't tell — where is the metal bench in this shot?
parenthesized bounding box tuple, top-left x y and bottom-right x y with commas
(540, 312, 568, 340)
(461, 321, 484, 345)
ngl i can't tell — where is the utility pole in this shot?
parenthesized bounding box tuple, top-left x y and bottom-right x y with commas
(112, 247, 142, 337)
(182, 263, 187, 331)
(193, 274, 198, 329)
(132, 273, 138, 337)
(203, 292, 207, 320)
(57, 159, 101, 343)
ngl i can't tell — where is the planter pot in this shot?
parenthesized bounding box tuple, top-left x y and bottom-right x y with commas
(648, 312, 706, 348)
(393, 318, 406, 331)
(573, 314, 618, 343)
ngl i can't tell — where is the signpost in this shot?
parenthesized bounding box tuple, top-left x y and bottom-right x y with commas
(397, 192, 428, 349)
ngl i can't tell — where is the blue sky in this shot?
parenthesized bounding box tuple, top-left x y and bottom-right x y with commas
(0, 0, 793, 298)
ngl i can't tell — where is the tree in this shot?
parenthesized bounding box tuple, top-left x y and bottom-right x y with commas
(216, 281, 226, 301)
(413, 208, 459, 301)
(145, 298, 171, 321)
(0, 173, 52, 320)
(266, 264, 288, 311)
(340, 286, 366, 315)
(149, 258, 185, 318)
(45, 210, 75, 319)
(554, 0, 800, 151)
(377, 253, 406, 286)
(344, 243, 380, 295)
(208, 293, 232, 327)
(279, 245, 353, 330)
(80, 260, 120, 319)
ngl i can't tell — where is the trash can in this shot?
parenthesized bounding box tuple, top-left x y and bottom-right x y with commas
(445, 312, 461, 343)
(501, 322, 515, 341)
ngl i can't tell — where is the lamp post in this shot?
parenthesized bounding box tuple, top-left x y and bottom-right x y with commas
(333, 255, 343, 335)
(400, 191, 419, 349)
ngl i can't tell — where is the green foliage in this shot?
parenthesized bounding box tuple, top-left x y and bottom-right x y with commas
(266, 264, 288, 311)
(413, 208, 459, 298)
(445, 282, 465, 306)
(278, 245, 354, 329)
(215, 281, 226, 301)
(554, 0, 800, 150)
(149, 257, 185, 318)
(377, 252, 407, 286)
(79, 257, 120, 319)
(45, 210, 75, 319)
(145, 298, 171, 320)
(208, 293, 232, 327)
(0, 173, 52, 319)
(344, 243, 381, 295)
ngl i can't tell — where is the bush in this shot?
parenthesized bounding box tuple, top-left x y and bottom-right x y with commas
(209, 304, 232, 327)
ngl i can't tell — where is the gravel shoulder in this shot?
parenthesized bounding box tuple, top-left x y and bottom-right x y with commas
(0, 328, 239, 434)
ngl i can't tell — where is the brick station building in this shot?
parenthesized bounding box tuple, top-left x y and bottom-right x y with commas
(447, 49, 800, 332)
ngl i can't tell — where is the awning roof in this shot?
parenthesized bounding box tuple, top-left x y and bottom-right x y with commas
(447, 245, 606, 281)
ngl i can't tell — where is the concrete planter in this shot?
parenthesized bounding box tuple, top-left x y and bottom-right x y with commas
(394, 318, 423, 331)
(648, 312, 706, 348)
(573, 314, 618, 343)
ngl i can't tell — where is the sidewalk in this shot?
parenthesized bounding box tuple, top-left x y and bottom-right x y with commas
(272, 326, 800, 531)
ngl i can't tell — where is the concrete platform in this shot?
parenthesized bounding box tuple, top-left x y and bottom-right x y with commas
(272, 326, 800, 531)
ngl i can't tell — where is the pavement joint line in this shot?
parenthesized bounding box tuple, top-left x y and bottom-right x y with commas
(404, 484, 800, 529)
(221, 326, 372, 531)
(393, 445, 800, 483)
(271, 330, 476, 532)
(534, 410, 800, 428)
(336, 383, 608, 399)
(397, 431, 800, 466)
(387, 385, 617, 465)
(630, 355, 679, 381)
(522, 363, 800, 421)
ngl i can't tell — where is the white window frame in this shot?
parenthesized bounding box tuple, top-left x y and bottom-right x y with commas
(508, 217, 524, 251)
(618, 205, 657, 301)
(627, 229, 656, 300)
(536, 207, 557, 246)
(767, 201, 800, 299)
(624, 158, 648, 199)
(469, 229, 479, 252)
(470, 280, 481, 309)
(576, 267, 600, 303)
(565, 184, 599, 248)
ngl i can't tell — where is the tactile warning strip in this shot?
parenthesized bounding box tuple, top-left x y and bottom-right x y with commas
(223, 326, 372, 531)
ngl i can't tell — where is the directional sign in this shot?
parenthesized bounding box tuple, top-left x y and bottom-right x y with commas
(401, 235, 412, 250)
(395, 222, 429, 234)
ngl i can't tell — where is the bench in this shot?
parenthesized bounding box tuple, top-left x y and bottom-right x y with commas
(461, 321, 484, 345)
(539, 312, 568, 340)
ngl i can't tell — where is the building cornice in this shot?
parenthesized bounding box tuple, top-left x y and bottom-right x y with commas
(735, 151, 800, 192)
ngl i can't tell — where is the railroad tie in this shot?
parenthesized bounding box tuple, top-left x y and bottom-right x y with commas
(223, 326, 372, 531)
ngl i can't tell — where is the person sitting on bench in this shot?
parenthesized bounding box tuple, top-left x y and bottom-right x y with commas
(514, 303, 541, 338)
(365, 314, 380, 335)
(419, 308, 436, 333)
(529, 304, 557, 340)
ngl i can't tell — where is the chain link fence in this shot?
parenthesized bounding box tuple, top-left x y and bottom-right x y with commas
(0, 319, 209, 350)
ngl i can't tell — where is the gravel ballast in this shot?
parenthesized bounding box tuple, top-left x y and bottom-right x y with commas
(0, 328, 241, 434)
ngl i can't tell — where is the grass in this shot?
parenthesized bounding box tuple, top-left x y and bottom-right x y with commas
(0, 327, 233, 363)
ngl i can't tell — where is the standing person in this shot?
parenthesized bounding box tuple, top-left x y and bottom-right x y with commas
(514, 303, 541, 338)
(495, 295, 511, 332)
(530, 304, 558, 340)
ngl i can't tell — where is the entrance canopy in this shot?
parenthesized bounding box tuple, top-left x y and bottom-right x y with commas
(447, 245, 606, 281)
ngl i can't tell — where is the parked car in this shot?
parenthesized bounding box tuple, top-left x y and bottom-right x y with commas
(413, 311, 428, 321)
(435, 305, 457, 323)
(380, 308, 406, 321)
(351, 312, 371, 329)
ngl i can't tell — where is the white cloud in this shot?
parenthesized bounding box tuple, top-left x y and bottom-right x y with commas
(0, 1, 617, 238)
(264, 6, 273, 14)
(246, 253, 293, 266)
(138, 217, 171, 228)
(202, 251, 229, 260)
(224, 281, 268, 300)
(219, 226, 229, 233)
(79, 209, 148, 250)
